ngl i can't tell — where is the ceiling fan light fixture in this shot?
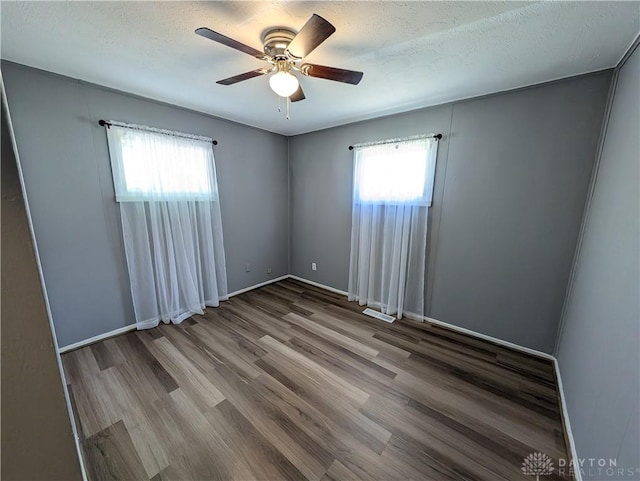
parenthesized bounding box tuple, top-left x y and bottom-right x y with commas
(269, 70, 299, 97)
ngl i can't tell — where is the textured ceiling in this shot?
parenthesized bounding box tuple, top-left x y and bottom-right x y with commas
(1, 1, 638, 135)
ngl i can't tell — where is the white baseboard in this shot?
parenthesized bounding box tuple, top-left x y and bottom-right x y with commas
(288, 275, 349, 296)
(59, 275, 290, 353)
(289, 276, 554, 360)
(421, 316, 555, 361)
(227, 275, 290, 298)
(289, 275, 553, 361)
(58, 323, 136, 353)
(57, 272, 556, 363)
(553, 358, 583, 481)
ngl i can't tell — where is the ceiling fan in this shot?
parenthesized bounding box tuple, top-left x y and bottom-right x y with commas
(195, 14, 363, 103)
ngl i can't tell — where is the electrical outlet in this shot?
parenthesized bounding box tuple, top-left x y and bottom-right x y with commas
(267, 267, 272, 274)
(245, 263, 251, 272)
(311, 262, 317, 271)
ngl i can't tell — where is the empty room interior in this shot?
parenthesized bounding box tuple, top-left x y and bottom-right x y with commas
(1, 2, 639, 481)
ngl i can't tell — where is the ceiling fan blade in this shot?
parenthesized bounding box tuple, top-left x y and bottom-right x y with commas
(300, 64, 363, 85)
(286, 14, 336, 59)
(196, 27, 265, 59)
(289, 84, 305, 102)
(216, 68, 270, 86)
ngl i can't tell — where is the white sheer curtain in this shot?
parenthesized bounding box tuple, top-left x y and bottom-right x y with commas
(348, 137, 438, 320)
(106, 122, 228, 329)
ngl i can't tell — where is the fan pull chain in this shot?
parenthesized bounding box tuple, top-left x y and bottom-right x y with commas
(275, 95, 291, 120)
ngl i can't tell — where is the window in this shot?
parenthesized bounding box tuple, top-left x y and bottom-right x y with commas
(103, 121, 227, 329)
(353, 137, 437, 205)
(106, 124, 217, 202)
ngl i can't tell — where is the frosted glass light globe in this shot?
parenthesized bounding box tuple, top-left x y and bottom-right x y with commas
(269, 71, 299, 97)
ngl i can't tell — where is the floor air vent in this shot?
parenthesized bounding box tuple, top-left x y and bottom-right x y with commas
(363, 308, 395, 323)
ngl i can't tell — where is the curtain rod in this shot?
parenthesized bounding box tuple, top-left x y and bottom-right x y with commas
(98, 119, 218, 145)
(348, 133, 442, 150)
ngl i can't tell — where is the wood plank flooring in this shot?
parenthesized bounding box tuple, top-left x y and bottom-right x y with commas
(63, 279, 573, 481)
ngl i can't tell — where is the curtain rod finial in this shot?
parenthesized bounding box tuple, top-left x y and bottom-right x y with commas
(348, 145, 354, 150)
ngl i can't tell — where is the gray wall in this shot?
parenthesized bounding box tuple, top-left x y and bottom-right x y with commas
(1, 96, 82, 481)
(3, 59, 616, 356)
(290, 71, 612, 353)
(2, 61, 289, 348)
(557, 45, 639, 478)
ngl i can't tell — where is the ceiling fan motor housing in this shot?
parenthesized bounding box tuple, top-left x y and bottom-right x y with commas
(262, 28, 297, 59)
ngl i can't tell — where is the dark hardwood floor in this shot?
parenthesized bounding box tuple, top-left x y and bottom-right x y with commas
(62, 279, 573, 481)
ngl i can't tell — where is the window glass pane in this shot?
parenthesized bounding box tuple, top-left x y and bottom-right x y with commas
(354, 138, 436, 205)
(106, 125, 217, 202)
(120, 134, 212, 197)
(357, 147, 427, 202)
